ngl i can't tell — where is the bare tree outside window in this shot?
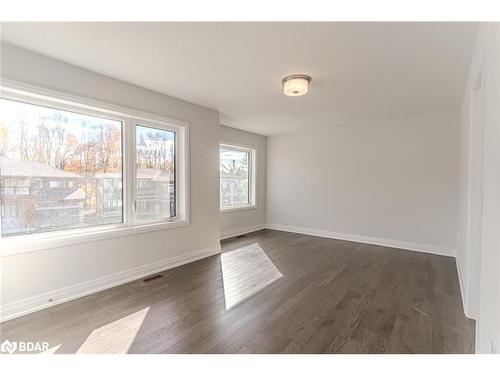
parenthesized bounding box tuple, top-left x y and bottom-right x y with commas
(219, 147, 250, 208)
(135, 125, 176, 222)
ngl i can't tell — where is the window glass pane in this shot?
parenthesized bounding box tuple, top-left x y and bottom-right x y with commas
(135, 125, 176, 222)
(220, 147, 250, 207)
(0, 98, 123, 237)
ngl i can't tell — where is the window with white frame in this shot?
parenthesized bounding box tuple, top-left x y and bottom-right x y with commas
(0, 83, 188, 243)
(135, 124, 176, 222)
(219, 144, 255, 210)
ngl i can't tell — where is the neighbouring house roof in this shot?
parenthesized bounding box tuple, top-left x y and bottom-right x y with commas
(94, 172, 122, 179)
(0, 156, 83, 179)
(95, 168, 173, 181)
(64, 188, 86, 200)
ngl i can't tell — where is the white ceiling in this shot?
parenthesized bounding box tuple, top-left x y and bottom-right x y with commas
(1, 22, 478, 136)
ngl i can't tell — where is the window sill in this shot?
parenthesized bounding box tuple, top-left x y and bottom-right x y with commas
(220, 205, 257, 214)
(0, 219, 190, 257)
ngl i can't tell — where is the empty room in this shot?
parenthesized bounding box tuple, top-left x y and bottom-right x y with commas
(1, 5, 500, 370)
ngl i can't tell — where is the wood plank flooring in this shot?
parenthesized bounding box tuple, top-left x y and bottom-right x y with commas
(0, 229, 475, 354)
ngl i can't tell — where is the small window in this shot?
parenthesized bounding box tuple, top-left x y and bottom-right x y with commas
(219, 144, 255, 211)
(49, 181, 63, 188)
(10, 204, 18, 217)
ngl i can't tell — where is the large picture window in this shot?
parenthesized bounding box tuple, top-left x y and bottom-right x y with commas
(219, 144, 255, 211)
(0, 83, 188, 249)
(0, 99, 123, 236)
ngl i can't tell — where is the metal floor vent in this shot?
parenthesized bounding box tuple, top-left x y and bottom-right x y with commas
(141, 274, 163, 284)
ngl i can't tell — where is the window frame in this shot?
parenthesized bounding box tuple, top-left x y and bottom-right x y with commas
(132, 119, 182, 225)
(0, 79, 190, 256)
(219, 142, 257, 213)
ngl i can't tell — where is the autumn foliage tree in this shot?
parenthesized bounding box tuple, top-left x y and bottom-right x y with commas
(1, 101, 177, 216)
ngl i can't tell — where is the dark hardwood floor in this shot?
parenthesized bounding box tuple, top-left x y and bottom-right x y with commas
(0, 229, 475, 354)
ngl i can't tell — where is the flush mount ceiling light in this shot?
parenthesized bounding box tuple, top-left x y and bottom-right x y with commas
(282, 74, 311, 97)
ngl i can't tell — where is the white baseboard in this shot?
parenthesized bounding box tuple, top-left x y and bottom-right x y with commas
(220, 224, 266, 240)
(0, 223, 458, 322)
(0, 245, 221, 322)
(265, 223, 456, 257)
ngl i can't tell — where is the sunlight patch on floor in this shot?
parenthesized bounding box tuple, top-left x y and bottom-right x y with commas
(76, 307, 150, 354)
(221, 243, 282, 310)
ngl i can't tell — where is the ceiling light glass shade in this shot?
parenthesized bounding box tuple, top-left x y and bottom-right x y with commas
(282, 74, 311, 96)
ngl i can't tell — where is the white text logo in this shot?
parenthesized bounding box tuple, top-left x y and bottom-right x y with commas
(0, 339, 49, 354)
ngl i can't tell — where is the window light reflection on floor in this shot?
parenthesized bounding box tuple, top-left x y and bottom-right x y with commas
(221, 243, 283, 310)
(76, 307, 150, 354)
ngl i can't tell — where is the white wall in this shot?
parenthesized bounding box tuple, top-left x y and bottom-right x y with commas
(267, 111, 459, 255)
(219, 125, 266, 238)
(457, 23, 500, 354)
(0, 44, 221, 319)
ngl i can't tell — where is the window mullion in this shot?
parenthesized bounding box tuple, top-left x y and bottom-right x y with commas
(124, 118, 137, 227)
